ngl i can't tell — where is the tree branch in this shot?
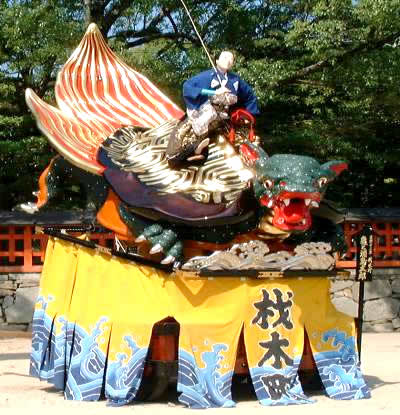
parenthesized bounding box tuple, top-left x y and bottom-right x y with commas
(102, 0, 134, 34)
(125, 32, 199, 48)
(102, 2, 174, 38)
(278, 31, 400, 86)
(293, 79, 331, 88)
(37, 59, 57, 97)
(162, 6, 179, 35)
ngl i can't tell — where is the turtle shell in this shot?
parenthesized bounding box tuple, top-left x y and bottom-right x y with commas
(98, 121, 256, 225)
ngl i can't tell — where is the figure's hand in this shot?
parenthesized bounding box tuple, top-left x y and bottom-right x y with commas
(215, 86, 231, 95)
(211, 91, 238, 107)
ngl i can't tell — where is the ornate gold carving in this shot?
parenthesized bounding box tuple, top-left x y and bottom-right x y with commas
(104, 123, 253, 205)
(95, 245, 112, 255)
(358, 235, 368, 281)
(367, 234, 374, 274)
(182, 241, 336, 272)
(258, 213, 291, 239)
(257, 271, 284, 278)
(174, 270, 199, 279)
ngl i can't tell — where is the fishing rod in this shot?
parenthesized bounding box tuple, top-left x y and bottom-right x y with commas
(178, 0, 223, 84)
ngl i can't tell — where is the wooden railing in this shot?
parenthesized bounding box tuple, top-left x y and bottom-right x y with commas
(0, 220, 400, 273)
(336, 221, 400, 268)
(0, 225, 115, 273)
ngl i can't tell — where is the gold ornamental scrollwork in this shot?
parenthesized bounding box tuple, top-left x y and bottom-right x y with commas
(257, 271, 284, 279)
(358, 235, 368, 281)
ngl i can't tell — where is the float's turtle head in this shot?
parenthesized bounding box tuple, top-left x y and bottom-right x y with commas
(240, 143, 347, 232)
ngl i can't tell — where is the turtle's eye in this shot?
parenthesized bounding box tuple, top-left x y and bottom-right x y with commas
(264, 179, 274, 189)
(317, 177, 328, 187)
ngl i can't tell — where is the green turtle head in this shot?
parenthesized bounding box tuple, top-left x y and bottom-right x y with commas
(240, 142, 347, 231)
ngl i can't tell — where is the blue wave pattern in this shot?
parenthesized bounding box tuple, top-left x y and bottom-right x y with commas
(178, 344, 236, 408)
(31, 298, 370, 406)
(249, 356, 313, 405)
(64, 317, 108, 400)
(105, 336, 149, 406)
(313, 329, 371, 400)
(30, 295, 55, 379)
(30, 297, 149, 404)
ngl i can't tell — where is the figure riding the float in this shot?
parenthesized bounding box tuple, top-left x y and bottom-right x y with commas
(167, 51, 259, 167)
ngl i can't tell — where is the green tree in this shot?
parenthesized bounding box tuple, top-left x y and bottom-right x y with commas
(1, 0, 400, 209)
(127, 0, 400, 207)
(0, 0, 84, 209)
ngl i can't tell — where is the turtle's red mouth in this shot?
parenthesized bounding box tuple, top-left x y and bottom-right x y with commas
(260, 192, 321, 231)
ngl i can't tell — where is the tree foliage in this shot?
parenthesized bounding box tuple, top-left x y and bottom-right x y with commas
(1, 0, 399, 210)
(0, 0, 84, 208)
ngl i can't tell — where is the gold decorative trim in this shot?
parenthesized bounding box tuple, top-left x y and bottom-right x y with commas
(104, 124, 254, 204)
(257, 271, 284, 278)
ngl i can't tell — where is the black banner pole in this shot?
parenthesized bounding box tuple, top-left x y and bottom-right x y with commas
(355, 225, 374, 362)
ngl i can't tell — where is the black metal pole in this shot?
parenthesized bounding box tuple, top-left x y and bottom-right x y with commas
(355, 224, 374, 362)
(357, 279, 365, 361)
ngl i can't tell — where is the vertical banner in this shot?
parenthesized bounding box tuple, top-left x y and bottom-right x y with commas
(356, 225, 374, 282)
(170, 276, 244, 408)
(104, 263, 169, 405)
(300, 279, 371, 400)
(244, 279, 311, 405)
(30, 238, 78, 386)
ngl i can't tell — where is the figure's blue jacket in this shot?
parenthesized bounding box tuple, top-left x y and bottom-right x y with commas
(183, 69, 260, 116)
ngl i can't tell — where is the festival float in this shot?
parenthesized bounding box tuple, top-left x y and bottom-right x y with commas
(22, 23, 371, 407)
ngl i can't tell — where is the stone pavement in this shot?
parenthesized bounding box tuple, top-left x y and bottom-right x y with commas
(0, 331, 399, 414)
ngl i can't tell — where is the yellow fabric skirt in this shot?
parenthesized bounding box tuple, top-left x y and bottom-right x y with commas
(31, 238, 370, 407)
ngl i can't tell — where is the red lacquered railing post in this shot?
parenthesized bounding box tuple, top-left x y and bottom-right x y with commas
(23, 226, 33, 271)
(8, 226, 16, 264)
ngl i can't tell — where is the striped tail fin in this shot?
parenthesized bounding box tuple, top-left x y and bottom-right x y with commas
(26, 23, 184, 175)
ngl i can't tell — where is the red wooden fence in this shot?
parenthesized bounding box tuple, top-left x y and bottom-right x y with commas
(0, 222, 399, 273)
(336, 221, 400, 268)
(0, 225, 114, 273)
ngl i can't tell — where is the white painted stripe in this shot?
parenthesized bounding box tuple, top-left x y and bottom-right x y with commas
(58, 37, 116, 135)
(97, 41, 162, 125)
(96, 41, 154, 127)
(28, 23, 184, 174)
(26, 90, 103, 174)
